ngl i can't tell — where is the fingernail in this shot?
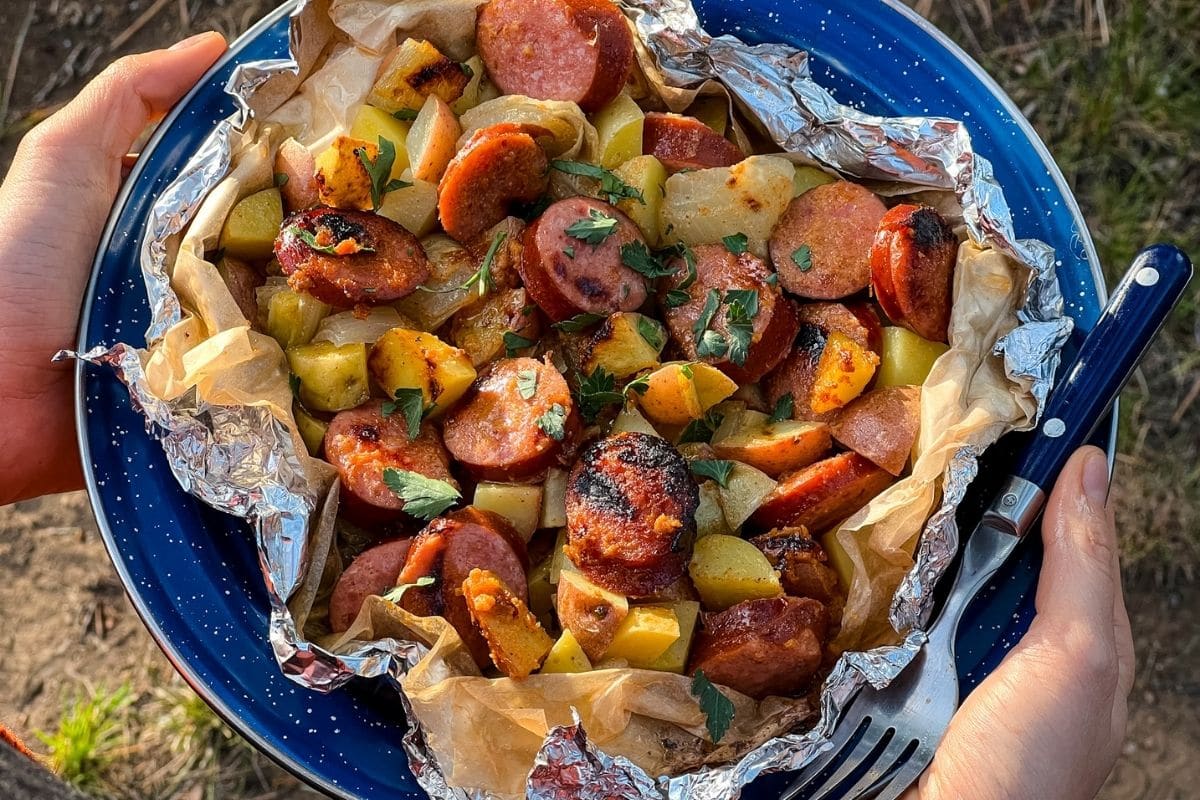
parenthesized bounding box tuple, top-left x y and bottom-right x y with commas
(1081, 448, 1110, 507)
(170, 31, 218, 51)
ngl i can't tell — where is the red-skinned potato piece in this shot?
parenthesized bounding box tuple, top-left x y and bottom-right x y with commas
(643, 113, 745, 173)
(476, 0, 635, 113)
(830, 386, 922, 476)
(275, 138, 319, 212)
(275, 207, 430, 307)
(870, 204, 958, 343)
(438, 124, 550, 244)
(329, 538, 412, 633)
(751, 452, 894, 533)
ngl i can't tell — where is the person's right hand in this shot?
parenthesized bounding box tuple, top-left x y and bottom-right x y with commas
(903, 445, 1135, 800)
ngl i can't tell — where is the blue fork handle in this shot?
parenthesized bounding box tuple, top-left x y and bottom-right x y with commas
(1012, 245, 1192, 492)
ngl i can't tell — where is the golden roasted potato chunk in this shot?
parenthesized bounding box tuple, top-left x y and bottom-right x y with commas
(716, 461, 778, 530)
(368, 39, 470, 114)
(286, 341, 371, 413)
(711, 409, 832, 478)
(583, 313, 666, 379)
(636, 362, 736, 426)
(593, 92, 645, 169)
(810, 331, 880, 414)
(876, 326, 949, 388)
(264, 287, 330, 350)
(642, 600, 701, 673)
(540, 628, 593, 674)
(613, 155, 667, 246)
(556, 569, 629, 661)
(220, 188, 284, 261)
(314, 136, 376, 211)
(462, 569, 553, 678)
(348, 106, 411, 176)
(293, 405, 329, 457)
(407, 95, 462, 183)
(472, 483, 543, 541)
(600, 606, 681, 668)
(368, 329, 476, 416)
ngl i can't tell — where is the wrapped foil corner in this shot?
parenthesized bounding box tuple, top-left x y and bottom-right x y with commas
(70, 1, 1073, 798)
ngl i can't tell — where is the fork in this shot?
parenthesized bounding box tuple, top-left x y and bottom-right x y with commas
(782, 244, 1193, 800)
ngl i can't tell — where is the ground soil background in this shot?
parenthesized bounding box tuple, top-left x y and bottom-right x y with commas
(1, 1, 1197, 798)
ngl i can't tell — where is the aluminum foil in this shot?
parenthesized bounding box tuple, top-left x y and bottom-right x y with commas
(67, 1, 1072, 798)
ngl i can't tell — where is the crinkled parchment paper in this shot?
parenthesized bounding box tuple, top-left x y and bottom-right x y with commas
(65, 1, 1072, 798)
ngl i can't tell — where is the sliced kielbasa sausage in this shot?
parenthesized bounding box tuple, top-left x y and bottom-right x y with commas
(565, 432, 699, 597)
(659, 243, 799, 383)
(275, 207, 430, 307)
(438, 124, 550, 244)
(748, 528, 841, 604)
(769, 181, 887, 300)
(751, 451, 893, 533)
(443, 357, 577, 481)
(643, 113, 745, 173)
(324, 401, 459, 524)
(870, 204, 958, 343)
(688, 596, 830, 699)
(476, 0, 635, 113)
(329, 538, 413, 633)
(519, 197, 649, 322)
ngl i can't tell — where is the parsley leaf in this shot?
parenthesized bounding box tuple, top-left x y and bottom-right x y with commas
(517, 369, 539, 400)
(724, 289, 759, 367)
(791, 244, 813, 272)
(355, 137, 412, 210)
(624, 373, 651, 397)
(769, 393, 795, 424)
(696, 329, 728, 359)
(722, 233, 749, 254)
(725, 289, 760, 320)
(391, 108, 419, 121)
(381, 387, 427, 440)
(459, 231, 506, 297)
(286, 225, 375, 256)
(765, 272, 779, 287)
(620, 241, 675, 279)
(690, 459, 734, 488)
(563, 245, 576, 259)
(382, 575, 435, 604)
(691, 670, 736, 743)
(576, 367, 625, 423)
(536, 403, 568, 441)
(460, 61, 475, 80)
(637, 316, 666, 352)
(503, 331, 536, 357)
(553, 313, 606, 333)
(565, 208, 619, 245)
(550, 160, 645, 206)
(692, 289, 723, 343)
(678, 410, 724, 444)
(664, 289, 691, 308)
(382, 468, 461, 520)
(274, 172, 289, 187)
(288, 373, 302, 399)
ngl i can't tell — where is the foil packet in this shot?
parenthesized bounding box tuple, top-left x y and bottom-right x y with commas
(66, 0, 1072, 798)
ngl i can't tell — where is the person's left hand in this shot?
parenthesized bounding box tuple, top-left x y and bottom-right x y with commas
(0, 32, 227, 505)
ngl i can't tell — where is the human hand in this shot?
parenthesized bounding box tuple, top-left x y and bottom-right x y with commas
(0, 32, 227, 505)
(903, 446, 1135, 800)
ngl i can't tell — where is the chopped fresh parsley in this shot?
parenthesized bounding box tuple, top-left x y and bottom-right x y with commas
(691, 670, 736, 743)
(382, 575, 435, 604)
(690, 459, 735, 488)
(550, 160, 645, 206)
(678, 410, 725, 444)
(765, 272, 779, 287)
(576, 367, 625, 423)
(355, 137, 412, 210)
(382, 468, 461, 521)
(503, 331, 536, 357)
(791, 244, 813, 273)
(696, 329, 729, 359)
(637, 316, 666, 352)
(553, 313, 606, 333)
(692, 289, 723, 343)
(287, 225, 375, 256)
(536, 403, 568, 441)
(381, 387, 427, 439)
(274, 172, 289, 187)
(565, 208, 619, 245)
(724, 289, 759, 367)
(563, 245, 576, 259)
(664, 289, 691, 308)
(459, 231, 507, 297)
(722, 233, 749, 254)
(391, 108, 420, 121)
(769, 393, 795, 424)
(624, 373, 651, 397)
(516, 369, 539, 400)
(288, 373, 302, 399)
(620, 241, 675, 279)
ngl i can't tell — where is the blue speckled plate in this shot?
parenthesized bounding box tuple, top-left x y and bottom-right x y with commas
(75, 1, 1111, 797)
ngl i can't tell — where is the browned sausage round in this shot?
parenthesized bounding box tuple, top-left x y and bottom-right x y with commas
(565, 432, 698, 597)
(659, 243, 799, 383)
(323, 401, 459, 524)
(870, 204, 957, 342)
(476, 0, 635, 113)
(438, 124, 550, 244)
(396, 508, 530, 669)
(688, 597, 829, 699)
(443, 357, 577, 481)
(748, 528, 841, 604)
(769, 181, 887, 300)
(750, 451, 893, 533)
(830, 386, 922, 476)
(275, 207, 430, 307)
(643, 113, 745, 173)
(519, 197, 650, 322)
(329, 538, 413, 633)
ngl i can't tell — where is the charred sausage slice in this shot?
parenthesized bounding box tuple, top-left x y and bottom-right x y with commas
(323, 400, 458, 524)
(329, 538, 413, 633)
(751, 451, 893, 533)
(688, 597, 829, 699)
(748, 528, 841, 604)
(519, 197, 649, 322)
(565, 432, 699, 597)
(870, 204, 957, 342)
(443, 357, 577, 481)
(643, 113, 745, 173)
(769, 181, 887, 300)
(476, 0, 635, 113)
(275, 207, 430, 307)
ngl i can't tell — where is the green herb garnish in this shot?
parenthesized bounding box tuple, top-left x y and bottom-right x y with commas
(620, 241, 675, 279)
(355, 137, 412, 210)
(769, 393, 795, 424)
(565, 208, 619, 245)
(691, 670, 736, 743)
(274, 172, 289, 187)
(391, 108, 419, 121)
(382, 468, 461, 520)
(381, 387, 427, 439)
(637, 316, 667, 352)
(678, 410, 725, 444)
(517, 369, 539, 400)
(550, 160, 645, 206)
(536, 403, 568, 441)
(287, 225, 376, 256)
(503, 331, 537, 357)
(382, 575, 435, 604)
(722, 233, 749, 254)
(690, 459, 734, 487)
(791, 244, 813, 272)
(553, 313, 607, 333)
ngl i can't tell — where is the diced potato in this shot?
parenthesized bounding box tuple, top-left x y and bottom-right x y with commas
(548, 528, 570, 584)
(688, 534, 783, 611)
(690, 363, 739, 410)
(876, 327, 950, 388)
(368, 38, 470, 114)
(407, 95, 462, 183)
(527, 556, 555, 630)
(810, 331, 880, 414)
(711, 409, 832, 478)
(265, 288, 331, 350)
(393, 235, 476, 329)
(792, 164, 837, 197)
(348, 105, 411, 177)
(614, 155, 668, 246)
(643, 600, 701, 673)
(314, 136, 376, 210)
(540, 629, 593, 674)
(717, 462, 778, 531)
(688, 95, 728, 136)
(274, 138, 319, 212)
(637, 363, 702, 425)
(660, 155, 794, 258)
(695, 482, 732, 538)
(369, 329, 476, 414)
(293, 404, 329, 458)
(219, 188, 283, 261)
(583, 313, 665, 379)
(541, 469, 568, 530)
(473, 483, 543, 541)
(611, 405, 661, 438)
(820, 530, 854, 594)
(556, 570, 630, 661)
(601, 606, 680, 667)
(593, 92, 645, 169)
(462, 568, 553, 678)
(451, 56, 498, 115)
(376, 171, 439, 236)
(286, 341, 371, 413)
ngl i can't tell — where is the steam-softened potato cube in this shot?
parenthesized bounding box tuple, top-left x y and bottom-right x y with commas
(473, 483, 543, 541)
(611, 405, 661, 438)
(265, 288, 331, 350)
(643, 600, 701, 673)
(462, 568, 553, 678)
(540, 469, 568, 530)
(556, 570, 630, 661)
(220, 188, 284, 261)
(451, 56, 499, 115)
(601, 606, 680, 667)
(376, 172, 440, 236)
(876, 326, 950, 388)
(614, 155, 667, 246)
(717, 462, 778, 530)
(593, 92, 645, 169)
(293, 405, 329, 457)
(711, 409, 832, 477)
(583, 313, 665, 379)
(810, 331, 880, 414)
(286, 341, 371, 413)
(792, 164, 837, 197)
(407, 95, 462, 183)
(688, 534, 783, 611)
(368, 39, 470, 114)
(540, 629, 593, 674)
(695, 482, 731, 538)
(368, 329, 476, 414)
(348, 106, 411, 177)
(314, 136, 376, 210)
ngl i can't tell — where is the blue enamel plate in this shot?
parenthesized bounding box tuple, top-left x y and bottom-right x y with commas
(76, 1, 1111, 797)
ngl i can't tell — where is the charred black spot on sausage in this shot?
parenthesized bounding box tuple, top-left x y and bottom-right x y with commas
(907, 207, 955, 250)
(574, 276, 607, 300)
(353, 424, 381, 443)
(569, 457, 635, 521)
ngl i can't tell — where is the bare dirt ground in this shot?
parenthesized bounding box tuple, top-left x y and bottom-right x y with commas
(1, 1, 1197, 798)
